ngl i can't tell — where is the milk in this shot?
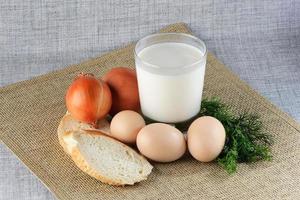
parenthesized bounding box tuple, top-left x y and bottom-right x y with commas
(136, 42, 206, 123)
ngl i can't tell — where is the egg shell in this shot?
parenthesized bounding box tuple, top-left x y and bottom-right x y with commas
(187, 116, 226, 162)
(110, 110, 145, 144)
(136, 123, 186, 162)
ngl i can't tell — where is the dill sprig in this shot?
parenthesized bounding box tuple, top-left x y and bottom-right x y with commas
(199, 98, 273, 174)
(145, 97, 273, 174)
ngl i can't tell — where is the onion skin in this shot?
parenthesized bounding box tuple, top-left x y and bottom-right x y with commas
(65, 73, 112, 124)
(102, 67, 140, 116)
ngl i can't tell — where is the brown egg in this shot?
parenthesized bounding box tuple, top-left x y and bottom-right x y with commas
(102, 67, 140, 116)
(136, 123, 186, 162)
(187, 116, 226, 162)
(110, 110, 145, 144)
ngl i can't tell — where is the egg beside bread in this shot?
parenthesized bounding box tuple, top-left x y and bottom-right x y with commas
(136, 123, 186, 162)
(110, 110, 145, 144)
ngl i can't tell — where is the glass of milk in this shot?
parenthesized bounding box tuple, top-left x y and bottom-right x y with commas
(134, 33, 207, 123)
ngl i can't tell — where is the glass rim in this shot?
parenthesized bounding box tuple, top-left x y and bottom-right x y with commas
(134, 33, 207, 72)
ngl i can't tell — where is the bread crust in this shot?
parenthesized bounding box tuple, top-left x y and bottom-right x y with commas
(57, 113, 152, 186)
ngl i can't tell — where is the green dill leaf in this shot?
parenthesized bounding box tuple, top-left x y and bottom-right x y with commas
(200, 97, 273, 174)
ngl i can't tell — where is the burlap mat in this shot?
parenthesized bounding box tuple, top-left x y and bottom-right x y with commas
(0, 23, 299, 200)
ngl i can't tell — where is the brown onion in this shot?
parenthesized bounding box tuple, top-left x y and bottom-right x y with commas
(65, 73, 112, 124)
(102, 67, 140, 116)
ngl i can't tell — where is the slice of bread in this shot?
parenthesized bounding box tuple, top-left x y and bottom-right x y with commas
(57, 113, 153, 186)
(57, 112, 111, 154)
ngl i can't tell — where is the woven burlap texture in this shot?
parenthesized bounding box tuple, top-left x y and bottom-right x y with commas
(0, 23, 299, 200)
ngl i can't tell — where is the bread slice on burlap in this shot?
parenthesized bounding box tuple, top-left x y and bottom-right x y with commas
(57, 113, 153, 186)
